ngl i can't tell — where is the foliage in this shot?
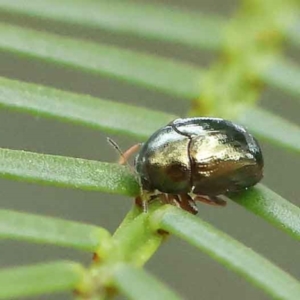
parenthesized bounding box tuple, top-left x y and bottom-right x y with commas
(0, 0, 299, 299)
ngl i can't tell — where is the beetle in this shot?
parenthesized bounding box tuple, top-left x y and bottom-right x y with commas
(119, 117, 264, 214)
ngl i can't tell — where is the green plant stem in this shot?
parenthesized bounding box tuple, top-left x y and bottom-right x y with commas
(87, 205, 169, 298)
(112, 263, 183, 300)
(189, 0, 300, 120)
(113, 205, 141, 236)
(112, 203, 164, 267)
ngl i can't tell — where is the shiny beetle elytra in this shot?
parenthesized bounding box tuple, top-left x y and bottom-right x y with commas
(120, 117, 264, 214)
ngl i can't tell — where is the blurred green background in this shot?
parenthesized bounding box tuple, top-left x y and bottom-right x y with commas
(0, 0, 299, 299)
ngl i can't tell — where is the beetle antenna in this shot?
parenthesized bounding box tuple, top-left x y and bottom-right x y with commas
(107, 137, 125, 161)
(107, 137, 130, 167)
(107, 137, 140, 178)
(107, 137, 149, 213)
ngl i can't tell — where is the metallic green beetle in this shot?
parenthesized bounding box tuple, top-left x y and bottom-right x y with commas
(124, 117, 263, 214)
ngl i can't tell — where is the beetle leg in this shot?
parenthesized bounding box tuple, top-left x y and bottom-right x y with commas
(158, 194, 181, 208)
(135, 192, 158, 213)
(209, 196, 227, 206)
(135, 196, 149, 213)
(194, 195, 227, 207)
(166, 194, 181, 208)
(118, 143, 142, 165)
(135, 195, 143, 208)
(138, 193, 199, 214)
(158, 194, 198, 214)
(176, 194, 198, 214)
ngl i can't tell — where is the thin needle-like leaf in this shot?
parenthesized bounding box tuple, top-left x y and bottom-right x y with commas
(113, 263, 183, 300)
(0, 23, 203, 99)
(1, 8, 299, 105)
(1, 0, 299, 53)
(230, 184, 300, 241)
(0, 76, 176, 140)
(237, 106, 300, 154)
(261, 58, 300, 102)
(0, 148, 139, 196)
(286, 16, 300, 48)
(0, 209, 112, 252)
(1, 77, 300, 154)
(0, 146, 298, 242)
(150, 206, 300, 300)
(0, 261, 85, 299)
(0, 0, 224, 50)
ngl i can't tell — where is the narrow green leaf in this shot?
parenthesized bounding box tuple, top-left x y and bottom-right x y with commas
(0, 23, 203, 98)
(0, 0, 224, 50)
(1, 147, 298, 246)
(230, 184, 300, 240)
(0, 209, 112, 251)
(2, 76, 300, 157)
(261, 58, 300, 101)
(0, 261, 85, 299)
(0, 76, 176, 140)
(0, 148, 139, 196)
(286, 16, 300, 48)
(237, 106, 300, 154)
(113, 263, 183, 300)
(2, 79, 300, 159)
(2, 59, 296, 158)
(150, 206, 300, 300)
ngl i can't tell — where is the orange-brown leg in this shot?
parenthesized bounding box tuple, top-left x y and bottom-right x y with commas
(194, 195, 227, 207)
(159, 193, 181, 208)
(138, 193, 180, 211)
(175, 194, 198, 214)
(135, 195, 143, 208)
(118, 143, 141, 165)
(158, 194, 198, 214)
